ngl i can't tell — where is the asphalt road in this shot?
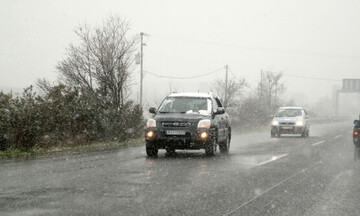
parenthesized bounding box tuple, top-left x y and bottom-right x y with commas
(1, 121, 359, 216)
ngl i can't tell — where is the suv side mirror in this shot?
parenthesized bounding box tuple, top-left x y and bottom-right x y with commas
(354, 119, 359, 125)
(149, 107, 156, 114)
(215, 107, 225, 115)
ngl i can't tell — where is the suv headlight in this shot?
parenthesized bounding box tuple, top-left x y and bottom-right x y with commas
(146, 119, 156, 128)
(271, 120, 279, 126)
(295, 121, 304, 126)
(198, 119, 211, 129)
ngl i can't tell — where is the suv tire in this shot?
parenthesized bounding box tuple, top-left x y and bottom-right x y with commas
(146, 142, 158, 157)
(146, 147, 158, 157)
(205, 139, 216, 156)
(301, 130, 309, 138)
(271, 131, 275, 137)
(220, 135, 230, 154)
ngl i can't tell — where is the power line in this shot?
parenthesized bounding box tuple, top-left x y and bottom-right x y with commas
(150, 34, 360, 60)
(144, 67, 225, 80)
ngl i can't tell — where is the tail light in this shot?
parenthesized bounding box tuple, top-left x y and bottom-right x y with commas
(354, 131, 359, 136)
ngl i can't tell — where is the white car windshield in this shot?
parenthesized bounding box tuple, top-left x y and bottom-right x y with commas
(275, 109, 303, 117)
(158, 97, 212, 115)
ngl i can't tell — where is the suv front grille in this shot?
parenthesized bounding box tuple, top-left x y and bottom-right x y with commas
(279, 122, 295, 125)
(161, 121, 192, 127)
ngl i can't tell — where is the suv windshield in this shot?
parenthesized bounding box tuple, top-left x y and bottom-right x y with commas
(158, 97, 212, 115)
(275, 109, 303, 117)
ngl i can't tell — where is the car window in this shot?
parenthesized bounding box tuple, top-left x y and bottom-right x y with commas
(158, 97, 212, 115)
(275, 109, 303, 117)
(212, 98, 218, 113)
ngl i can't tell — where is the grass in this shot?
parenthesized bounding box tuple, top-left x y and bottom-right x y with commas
(0, 138, 144, 160)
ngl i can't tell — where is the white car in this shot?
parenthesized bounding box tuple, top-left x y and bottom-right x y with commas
(270, 107, 310, 138)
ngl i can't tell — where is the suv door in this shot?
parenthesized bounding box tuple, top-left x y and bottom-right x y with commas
(213, 98, 228, 143)
(303, 109, 310, 129)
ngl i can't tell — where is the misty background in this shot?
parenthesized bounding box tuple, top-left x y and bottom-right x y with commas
(1, 0, 360, 114)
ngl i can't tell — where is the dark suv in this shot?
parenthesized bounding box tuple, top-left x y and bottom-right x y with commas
(144, 93, 231, 157)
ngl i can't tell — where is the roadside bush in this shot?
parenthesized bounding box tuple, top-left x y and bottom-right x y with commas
(6, 86, 44, 149)
(0, 92, 11, 150)
(0, 85, 143, 151)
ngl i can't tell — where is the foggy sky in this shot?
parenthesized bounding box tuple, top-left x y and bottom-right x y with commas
(1, 0, 360, 106)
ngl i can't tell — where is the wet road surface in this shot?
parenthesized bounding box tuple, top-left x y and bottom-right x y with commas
(1, 121, 359, 215)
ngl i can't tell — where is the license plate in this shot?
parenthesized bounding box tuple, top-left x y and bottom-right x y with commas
(165, 130, 186, 135)
(282, 126, 293, 130)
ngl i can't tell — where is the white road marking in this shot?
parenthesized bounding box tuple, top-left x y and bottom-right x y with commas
(311, 140, 325, 147)
(225, 161, 322, 215)
(334, 135, 343, 139)
(256, 154, 288, 167)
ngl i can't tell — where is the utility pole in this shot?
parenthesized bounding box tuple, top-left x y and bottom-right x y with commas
(140, 32, 145, 107)
(225, 65, 228, 108)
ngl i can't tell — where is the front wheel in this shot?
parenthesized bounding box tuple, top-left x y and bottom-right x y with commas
(271, 131, 275, 138)
(220, 135, 230, 154)
(301, 130, 310, 138)
(146, 146, 158, 157)
(205, 139, 216, 156)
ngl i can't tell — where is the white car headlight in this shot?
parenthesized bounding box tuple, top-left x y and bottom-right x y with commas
(198, 119, 211, 129)
(295, 121, 304, 126)
(271, 120, 279, 126)
(146, 119, 156, 128)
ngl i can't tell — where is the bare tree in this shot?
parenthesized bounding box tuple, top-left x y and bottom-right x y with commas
(211, 77, 248, 109)
(35, 78, 53, 93)
(258, 71, 285, 112)
(56, 15, 138, 108)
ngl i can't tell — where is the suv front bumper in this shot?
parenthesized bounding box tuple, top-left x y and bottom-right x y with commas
(145, 127, 215, 149)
